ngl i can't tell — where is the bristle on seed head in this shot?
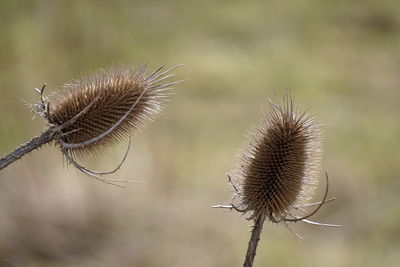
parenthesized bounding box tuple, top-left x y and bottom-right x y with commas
(232, 94, 322, 222)
(46, 64, 181, 157)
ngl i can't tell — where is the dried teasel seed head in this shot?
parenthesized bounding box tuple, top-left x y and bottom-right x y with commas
(46, 64, 181, 157)
(0, 64, 183, 183)
(232, 94, 322, 222)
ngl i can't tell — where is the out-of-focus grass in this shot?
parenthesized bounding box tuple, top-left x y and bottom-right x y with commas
(1, 0, 400, 266)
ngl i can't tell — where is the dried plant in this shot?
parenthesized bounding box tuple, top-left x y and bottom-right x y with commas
(213, 93, 340, 267)
(0, 64, 183, 186)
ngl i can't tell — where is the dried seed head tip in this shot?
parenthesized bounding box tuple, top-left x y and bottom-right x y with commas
(47, 64, 182, 157)
(233, 94, 322, 222)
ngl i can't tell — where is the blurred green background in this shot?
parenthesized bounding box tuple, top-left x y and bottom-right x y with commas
(1, 0, 400, 266)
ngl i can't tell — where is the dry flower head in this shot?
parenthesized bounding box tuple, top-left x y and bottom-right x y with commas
(31, 64, 183, 186)
(213, 93, 339, 267)
(47, 65, 178, 158)
(229, 94, 328, 223)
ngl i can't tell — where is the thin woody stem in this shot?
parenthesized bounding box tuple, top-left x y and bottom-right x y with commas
(244, 214, 266, 267)
(0, 127, 55, 170)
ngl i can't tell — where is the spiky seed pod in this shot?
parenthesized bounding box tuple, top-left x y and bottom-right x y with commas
(47, 65, 178, 157)
(0, 64, 182, 179)
(214, 94, 335, 267)
(233, 95, 322, 222)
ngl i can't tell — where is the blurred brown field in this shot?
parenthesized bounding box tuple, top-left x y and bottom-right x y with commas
(1, 0, 400, 266)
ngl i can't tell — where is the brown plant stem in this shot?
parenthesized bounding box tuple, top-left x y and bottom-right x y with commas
(244, 214, 266, 267)
(0, 127, 54, 170)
